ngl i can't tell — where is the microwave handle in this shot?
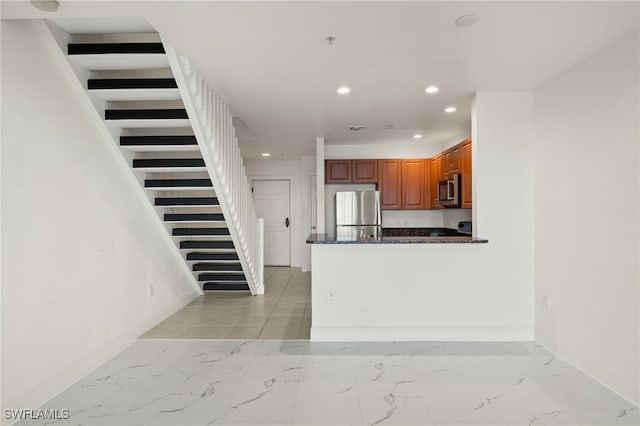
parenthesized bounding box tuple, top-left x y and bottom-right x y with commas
(447, 179, 455, 200)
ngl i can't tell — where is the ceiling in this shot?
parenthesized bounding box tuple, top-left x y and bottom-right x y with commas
(2, 1, 638, 159)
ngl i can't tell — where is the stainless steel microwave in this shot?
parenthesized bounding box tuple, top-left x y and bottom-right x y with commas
(437, 174, 461, 208)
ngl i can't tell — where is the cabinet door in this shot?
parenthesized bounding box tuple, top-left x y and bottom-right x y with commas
(461, 141, 472, 209)
(352, 159, 378, 183)
(325, 160, 352, 183)
(443, 147, 460, 175)
(430, 155, 443, 209)
(401, 159, 426, 209)
(378, 159, 402, 209)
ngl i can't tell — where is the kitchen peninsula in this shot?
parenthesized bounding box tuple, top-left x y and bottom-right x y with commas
(306, 230, 501, 342)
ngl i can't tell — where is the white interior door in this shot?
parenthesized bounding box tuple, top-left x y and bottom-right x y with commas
(253, 180, 291, 266)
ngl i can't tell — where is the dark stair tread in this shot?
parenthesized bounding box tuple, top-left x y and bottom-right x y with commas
(180, 240, 234, 249)
(105, 109, 188, 120)
(203, 283, 250, 291)
(186, 252, 239, 261)
(172, 227, 229, 236)
(199, 273, 247, 281)
(120, 135, 197, 146)
(145, 179, 212, 188)
(133, 158, 205, 168)
(68, 43, 165, 55)
(88, 78, 177, 90)
(166, 214, 224, 222)
(157, 197, 218, 206)
(193, 263, 243, 271)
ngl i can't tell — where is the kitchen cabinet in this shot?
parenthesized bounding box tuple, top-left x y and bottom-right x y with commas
(378, 159, 402, 209)
(352, 159, 378, 183)
(325, 159, 378, 183)
(401, 159, 427, 209)
(442, 146, 461, 176)
(325, 160, 352, 183)
(430, 155, 443, 209)
(461, 139, 472, 208)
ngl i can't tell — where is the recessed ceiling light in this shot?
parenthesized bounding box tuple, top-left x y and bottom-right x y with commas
(337, 86, 351, 94)
(445, 106, 457, 113)
(261, 153, 270, 157)
(413, 134, 423, 139)
(349, 125, 366, 132)
(455, 14, 479, 28)
(383, 124, 394, 130)
(425, 86, 439, 94)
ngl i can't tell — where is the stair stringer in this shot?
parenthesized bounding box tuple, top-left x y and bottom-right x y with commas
(165, 46, 264, 295)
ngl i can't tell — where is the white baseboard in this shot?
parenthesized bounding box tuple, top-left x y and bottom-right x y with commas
(1, 293, 198, 425)
(310, 326, 534, 341)
(535, 339, 640, 408)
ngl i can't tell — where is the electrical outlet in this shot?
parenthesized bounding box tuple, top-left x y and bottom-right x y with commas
(542, 295, 550, 310)
(327, 291, 336, 304)
(148, 285, 154, 297)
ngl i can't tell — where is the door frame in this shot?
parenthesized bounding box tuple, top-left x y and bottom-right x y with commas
(250, 176, 294, 267)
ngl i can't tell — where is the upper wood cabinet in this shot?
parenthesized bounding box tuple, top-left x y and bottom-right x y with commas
(352, 159, 378, 183)
(378, 159, 402, 209)
(461, 139, 472, 209)
(325, 159, 378, 183)
(325, 141, 471, 210)
(430, 155, 443, 209)
(442, 146, 461, 176)
(401, 159, 427, 209)
(325, 160, 352, 183)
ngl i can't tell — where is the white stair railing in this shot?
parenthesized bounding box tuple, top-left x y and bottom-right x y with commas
(165, 46, 264, 295)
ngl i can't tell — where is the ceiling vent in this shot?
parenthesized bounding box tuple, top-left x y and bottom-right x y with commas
(349, 125, 366, 132)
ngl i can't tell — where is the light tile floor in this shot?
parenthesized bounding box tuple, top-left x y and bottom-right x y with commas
(141, 267, 311, 340)
(20, 340, 638, 426)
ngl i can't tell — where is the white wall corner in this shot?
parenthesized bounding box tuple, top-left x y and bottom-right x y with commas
(316, 137, 326, 234)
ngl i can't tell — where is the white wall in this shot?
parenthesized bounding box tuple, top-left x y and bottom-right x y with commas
(310, 91, 535, 341)
(534, 32, 639, 404)
(245, 158, 316, 271)
(1, 20, 200, 412)
(324, 136, 468, 160)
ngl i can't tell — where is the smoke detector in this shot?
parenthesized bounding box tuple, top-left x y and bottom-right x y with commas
(349, 125, 366, 132)
(455, 14, 478, 28)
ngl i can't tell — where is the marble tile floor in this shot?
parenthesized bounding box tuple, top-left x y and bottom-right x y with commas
(20, 340, 638, 426)
(141, 267, 311, 340)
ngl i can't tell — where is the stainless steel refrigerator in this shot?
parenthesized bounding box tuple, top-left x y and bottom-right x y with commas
(335, 191, 382, 241)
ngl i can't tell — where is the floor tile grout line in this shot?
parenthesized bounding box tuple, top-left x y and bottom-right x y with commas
(296, 278, 311, 339)
(257, 267, 295, 338)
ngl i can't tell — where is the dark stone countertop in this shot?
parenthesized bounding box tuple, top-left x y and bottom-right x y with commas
(306, 231, 488, 244)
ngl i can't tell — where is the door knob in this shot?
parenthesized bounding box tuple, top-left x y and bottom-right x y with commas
(285, 217, 290, 227)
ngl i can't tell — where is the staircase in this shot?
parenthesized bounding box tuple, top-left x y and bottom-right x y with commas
(49, 28, 263, 294)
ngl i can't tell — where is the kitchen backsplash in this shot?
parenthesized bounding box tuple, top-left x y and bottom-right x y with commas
(382, 210, 444, 228)
(442, 208, 472, 229)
